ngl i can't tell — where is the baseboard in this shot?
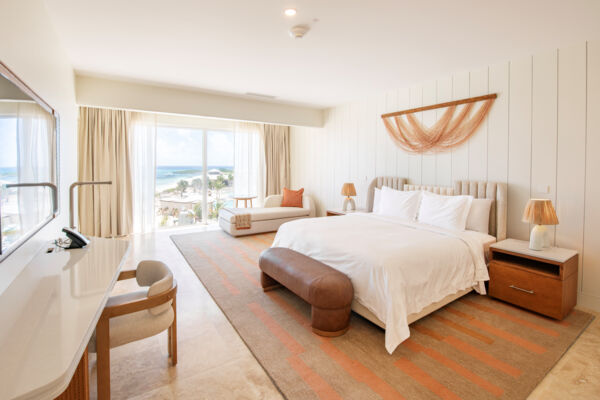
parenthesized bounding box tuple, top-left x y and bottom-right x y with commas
(577, 291, 600, 312)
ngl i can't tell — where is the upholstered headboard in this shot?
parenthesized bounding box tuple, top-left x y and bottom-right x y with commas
(366, 177, 407, 212)
(404, 181, 507, 240)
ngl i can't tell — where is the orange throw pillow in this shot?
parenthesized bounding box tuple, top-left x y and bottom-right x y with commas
(281, 187, 304, 207)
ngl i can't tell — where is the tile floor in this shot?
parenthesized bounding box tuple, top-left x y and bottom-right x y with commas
(89, 226, 600, 399)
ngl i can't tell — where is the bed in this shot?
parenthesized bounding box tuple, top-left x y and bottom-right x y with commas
(272, 177, 507, 353)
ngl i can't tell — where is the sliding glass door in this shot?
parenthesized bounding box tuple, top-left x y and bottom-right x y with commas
(154, 126, 235, 228)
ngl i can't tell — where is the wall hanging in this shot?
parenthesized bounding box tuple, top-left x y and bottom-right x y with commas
(381, 93, 496, 154)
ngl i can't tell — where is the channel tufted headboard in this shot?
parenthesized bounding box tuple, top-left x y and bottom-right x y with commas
(404, 181, 507, 240)
(366, 177, 507, 240)
(366, 177, 407, 212)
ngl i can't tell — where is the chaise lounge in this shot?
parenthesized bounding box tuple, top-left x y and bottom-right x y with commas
(218, 193, 316, 237)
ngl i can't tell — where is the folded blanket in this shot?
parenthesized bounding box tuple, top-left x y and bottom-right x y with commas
(223, 207, 252, 230)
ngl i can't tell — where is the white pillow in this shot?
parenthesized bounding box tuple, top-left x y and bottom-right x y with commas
(372, 187, 381, 213)
(417, 191, 473, 231)
(377, 186, 422, 220)
(466, 198, 493, 234)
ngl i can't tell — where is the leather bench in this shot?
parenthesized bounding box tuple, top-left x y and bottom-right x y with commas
(258, 247, 354, 337)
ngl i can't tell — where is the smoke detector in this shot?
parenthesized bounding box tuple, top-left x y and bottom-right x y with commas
(289, 24, 310, 39)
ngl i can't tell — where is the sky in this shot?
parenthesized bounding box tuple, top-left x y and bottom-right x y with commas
(1, 122, 234, 168)
(156, 127, 234, 166)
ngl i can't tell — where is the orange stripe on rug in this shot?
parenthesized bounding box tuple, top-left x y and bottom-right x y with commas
(205, 242, 261, 288)
(443, 336, 521, 378)
(320, 339, 407, 400)
(412, 325, 445, 341)
(238, 237, 265, 252)
(445, 307, 547, 354)
(395, 358, 461, 400)
(269, 291, 405, 400)
(192, 247, 239, 295)
(219, 237, 260, 268)
(403, 339, 503, 397)
(469, 320, 547, 355)
(247, 302, 304, 355)
(460, 299, 560, 338)
(287, 355, 343, 400)
(432, 314, 494, 344)
(248, 234, 275, 247)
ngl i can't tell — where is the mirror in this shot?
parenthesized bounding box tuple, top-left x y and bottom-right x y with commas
(0, 62, 59, 262)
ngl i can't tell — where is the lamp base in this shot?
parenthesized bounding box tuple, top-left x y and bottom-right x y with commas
(529, 225, 548, 251)
(342, 197, 356, 212)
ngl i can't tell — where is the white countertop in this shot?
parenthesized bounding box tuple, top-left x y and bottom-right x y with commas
(0, 237, 130, 400)
(491, 238, 578, 263)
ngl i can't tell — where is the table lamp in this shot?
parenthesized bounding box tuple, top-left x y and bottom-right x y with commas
(341, 183, 357, 211)
(522, 199, 559, 250)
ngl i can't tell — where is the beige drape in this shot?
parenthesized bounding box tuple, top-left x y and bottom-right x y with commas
(263, 124, 290, 196)
(78, 107, 133, 237)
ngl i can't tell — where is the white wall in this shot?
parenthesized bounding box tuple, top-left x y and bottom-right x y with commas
(290, 40, 600, 311)
(0, 0, 77, 293)
(76, 74, 324, 127)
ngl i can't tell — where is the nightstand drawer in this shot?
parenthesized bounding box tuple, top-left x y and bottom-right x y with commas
(489, 261, 562, 318)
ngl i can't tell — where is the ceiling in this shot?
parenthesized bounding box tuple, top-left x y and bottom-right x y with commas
(45, 0, 600, 108)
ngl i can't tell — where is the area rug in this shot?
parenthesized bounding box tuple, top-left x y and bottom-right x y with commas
(171, 230, 593, 400)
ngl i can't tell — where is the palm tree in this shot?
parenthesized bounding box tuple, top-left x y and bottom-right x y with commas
(176, 179, 189, 198)
(213, 175, 226, 200)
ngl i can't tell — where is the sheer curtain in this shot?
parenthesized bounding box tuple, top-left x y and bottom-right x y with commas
(234, 122, 264, 207)
(16, 102, 55, 231)
(131, 113, 157, 233)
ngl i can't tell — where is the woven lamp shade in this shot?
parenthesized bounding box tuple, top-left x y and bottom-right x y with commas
(341, 183, 357, 197)
(522, 199, 559, 225)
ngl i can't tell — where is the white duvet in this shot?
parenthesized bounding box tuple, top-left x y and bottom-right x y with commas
(272, 213, 491, 354)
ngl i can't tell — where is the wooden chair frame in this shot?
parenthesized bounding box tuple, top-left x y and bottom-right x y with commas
(96, 269, 178, 400)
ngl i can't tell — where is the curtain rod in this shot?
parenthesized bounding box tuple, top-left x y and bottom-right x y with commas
(381, 93, 497, 119)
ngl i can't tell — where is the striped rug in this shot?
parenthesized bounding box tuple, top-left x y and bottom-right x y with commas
(171, 230, 593, 400)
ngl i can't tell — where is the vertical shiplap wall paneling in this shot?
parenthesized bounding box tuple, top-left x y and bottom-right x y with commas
(375, 94, 388, 177)
(408, 86, 423, 183)
(435, 77, 453, 187)
(385, 90, 398, 176)
(487, 62, 510, 183)
(289, 40, 600, 310)
(531, 50, 558, 242)
(507, 57, 533, 240)
(422, 81, 437, 185)
(356, 99, 369, 209)
(556, 43, 587, 293)
(396, 88, 410, 179)
(468, 68, 489, 181)
(583, 40, 600, 307)
(451, 71, 470, 181)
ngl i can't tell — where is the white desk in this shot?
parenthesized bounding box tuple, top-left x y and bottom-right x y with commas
(0, 237, 130, 400)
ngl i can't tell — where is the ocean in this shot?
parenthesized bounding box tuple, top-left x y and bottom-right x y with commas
(0, 167, 17, 183)
(1, 166, 233, 193)
(156, 165, 233, 192)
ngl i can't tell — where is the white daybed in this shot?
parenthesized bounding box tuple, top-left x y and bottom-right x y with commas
(272, 177, 507, 354)
(219, 194, 316, 237)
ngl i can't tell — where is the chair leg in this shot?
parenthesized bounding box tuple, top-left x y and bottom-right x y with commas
(170, 296, 178, 366)
(168, 325, 172, 357)
(96, 317, 111, 400)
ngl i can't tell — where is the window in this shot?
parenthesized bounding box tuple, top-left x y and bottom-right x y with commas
(154, 126, 235, 228)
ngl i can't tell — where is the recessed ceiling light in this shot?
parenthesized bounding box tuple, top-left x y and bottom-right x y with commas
(284, 8, 297, 17)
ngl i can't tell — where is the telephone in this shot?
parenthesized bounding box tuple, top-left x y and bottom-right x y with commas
(62, 227, 90, 249)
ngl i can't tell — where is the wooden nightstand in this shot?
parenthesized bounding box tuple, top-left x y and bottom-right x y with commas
(489, 239, 578, 320)
(326, 208, 366, 216)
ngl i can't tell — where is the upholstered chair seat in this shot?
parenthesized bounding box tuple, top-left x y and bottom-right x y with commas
(90, 260, 178, 399)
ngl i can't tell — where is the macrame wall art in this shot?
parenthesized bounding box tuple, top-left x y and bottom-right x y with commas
(381, 93, 497, 154)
